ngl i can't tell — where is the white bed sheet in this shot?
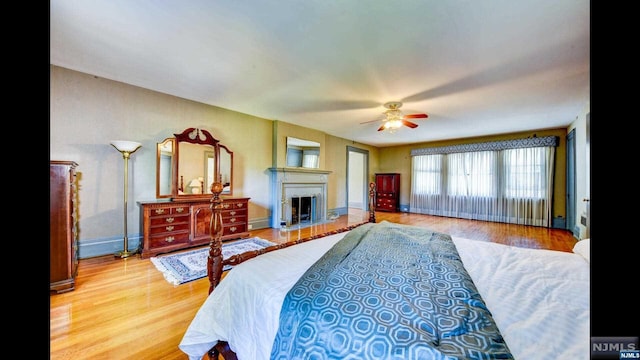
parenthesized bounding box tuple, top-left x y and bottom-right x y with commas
(452, 237, 590, 359)
(179, 232, 590, 360)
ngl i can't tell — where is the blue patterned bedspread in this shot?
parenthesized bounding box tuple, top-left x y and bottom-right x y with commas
(270, 221, 513, 360)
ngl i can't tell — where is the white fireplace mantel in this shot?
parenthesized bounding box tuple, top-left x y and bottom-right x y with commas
(269, 167, 332, 228)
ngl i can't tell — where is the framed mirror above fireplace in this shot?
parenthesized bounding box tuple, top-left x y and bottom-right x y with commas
(286, 137, 320, 169)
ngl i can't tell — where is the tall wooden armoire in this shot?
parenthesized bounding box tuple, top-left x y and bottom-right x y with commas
(375, 173, 400, 212)
(50, 161, 79, 294)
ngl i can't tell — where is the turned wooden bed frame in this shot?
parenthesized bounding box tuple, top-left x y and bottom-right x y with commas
(203, 182, 377, 360)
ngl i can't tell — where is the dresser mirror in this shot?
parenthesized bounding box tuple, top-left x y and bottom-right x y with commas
(156, 127, 233, 199)
(218, 145, 233, 195)
(156, 138, 175, 198)
(286, 137, 320, 169)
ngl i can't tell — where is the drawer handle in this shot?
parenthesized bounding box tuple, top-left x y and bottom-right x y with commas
(165, 225, 174, 231)
(154, 209, 166, 215)
(236, 203, 244, 208)
(166, 217, 174, 223)
(176, 207, 185, 213)
(223, 204, 231, 209)
(230, 217, 236, 223)
(230, 211, 236, 216)
(165, 236, 175, 243)
(229, 226, 237, 233)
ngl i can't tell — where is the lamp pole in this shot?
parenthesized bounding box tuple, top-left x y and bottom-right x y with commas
(111, 140, 142, 258)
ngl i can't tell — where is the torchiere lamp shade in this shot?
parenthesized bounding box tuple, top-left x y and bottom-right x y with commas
(111, 140, 142, 153)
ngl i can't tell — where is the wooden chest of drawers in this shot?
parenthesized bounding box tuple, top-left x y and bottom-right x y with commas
(376, 192, 398, 212)
(139, 198, 250, 258)
(375, 173, 400, 212)
(221, 199, 249, 238)
(147, 204, 191, 249)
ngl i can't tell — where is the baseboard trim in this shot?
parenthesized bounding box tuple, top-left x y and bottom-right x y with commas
(78, 235, 142, 259)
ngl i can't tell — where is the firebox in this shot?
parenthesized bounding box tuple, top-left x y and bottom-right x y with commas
(290, 196, 317, 226)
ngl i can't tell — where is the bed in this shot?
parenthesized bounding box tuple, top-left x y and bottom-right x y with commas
(180, 184, 590, 360)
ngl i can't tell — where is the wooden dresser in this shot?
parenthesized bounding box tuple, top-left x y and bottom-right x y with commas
(50, 161, 79, 294)
(375, 173, 400, 212)
(139, 197, 250, 258)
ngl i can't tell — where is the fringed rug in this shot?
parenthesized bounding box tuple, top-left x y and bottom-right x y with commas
(150, 237, 276, 285)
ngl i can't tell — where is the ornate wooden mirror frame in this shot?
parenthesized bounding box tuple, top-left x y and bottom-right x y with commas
(156, 127, 234, 200)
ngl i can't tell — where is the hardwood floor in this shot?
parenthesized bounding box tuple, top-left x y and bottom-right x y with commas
(50, 211, 576, 359)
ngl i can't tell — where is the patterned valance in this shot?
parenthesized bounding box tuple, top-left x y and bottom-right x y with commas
(410, 136, 559, 156)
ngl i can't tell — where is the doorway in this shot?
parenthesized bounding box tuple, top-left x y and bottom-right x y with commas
(346, 146, 369, 212)
(566, 129, 576, 236)
(585, 112, 590, 238)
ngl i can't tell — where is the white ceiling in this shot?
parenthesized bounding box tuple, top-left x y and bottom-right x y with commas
(50, 0, 589, 147)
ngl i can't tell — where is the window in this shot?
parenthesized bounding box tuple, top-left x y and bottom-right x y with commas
(409, 136, 557, 227)
(447, 151, 496, 197)
(503, 147, 547, 199)
(411, 154, 442, 195)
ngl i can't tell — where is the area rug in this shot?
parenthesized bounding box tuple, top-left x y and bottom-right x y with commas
(150, 237, 276, 285)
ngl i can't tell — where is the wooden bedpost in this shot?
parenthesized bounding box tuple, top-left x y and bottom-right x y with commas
(369, 182, 376, 223)
(207, 181, 225, 294)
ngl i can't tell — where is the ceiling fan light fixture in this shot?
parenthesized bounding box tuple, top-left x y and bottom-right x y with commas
(385, 120, 403, 129)
(383, 119, 403, 133)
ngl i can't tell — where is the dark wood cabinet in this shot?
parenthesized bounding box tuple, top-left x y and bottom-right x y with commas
(375, 173, 400, 212)
(50, 161, 79, 294)
(139, 198, 250, 258)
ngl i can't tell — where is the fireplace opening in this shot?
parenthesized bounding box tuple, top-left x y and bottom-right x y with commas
(290, 196, 317, 226)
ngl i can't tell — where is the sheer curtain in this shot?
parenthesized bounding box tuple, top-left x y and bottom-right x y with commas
(410, 137, 557, 227)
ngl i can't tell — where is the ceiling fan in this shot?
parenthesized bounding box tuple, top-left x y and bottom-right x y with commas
(361, 101, 428, 132)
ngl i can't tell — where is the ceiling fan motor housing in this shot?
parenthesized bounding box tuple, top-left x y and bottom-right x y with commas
(384, 101, 403, 110)
(383, 101, 404, 120)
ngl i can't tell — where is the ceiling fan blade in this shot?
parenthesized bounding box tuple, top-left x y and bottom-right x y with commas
(404, 113, 428, 119)
(360, 119, 383, 124)
(377, 124, 386, 131)
(402, 120, 419, 128)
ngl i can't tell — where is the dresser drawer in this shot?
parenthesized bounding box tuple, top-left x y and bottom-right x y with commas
(149, 214, 190, 227)
(149, 205, 189, 216)
(377, 198, 395, 204)
(221, 201, 247, 210)
(149, 222, 190, 235)
(223, 223, 247, 236)
(221, 207, 247, 220)
(149, 232, 190, 248)
(223, 214, 247, 226)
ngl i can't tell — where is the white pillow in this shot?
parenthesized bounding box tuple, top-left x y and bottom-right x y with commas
(572, 238, 590, 263)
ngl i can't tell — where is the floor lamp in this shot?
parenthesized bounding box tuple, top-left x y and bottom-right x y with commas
(110, 140, 142, 258)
